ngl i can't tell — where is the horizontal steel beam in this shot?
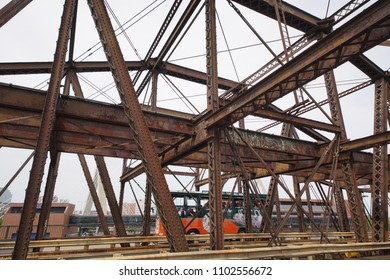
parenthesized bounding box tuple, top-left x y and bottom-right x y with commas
(0, 83, 194, 157)
(0, 60, 238, 90)
(0, 83, 385, 183)
(0, 61, 143, 75)
(340, 131, 390, 152)
(251, 107, 340, 133)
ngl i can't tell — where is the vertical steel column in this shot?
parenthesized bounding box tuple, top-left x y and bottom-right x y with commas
(293, 178, 306, 232)
(333, 182, 350, 232)
(243, 180, 253, 233)
(143, 180, 152, 236)
(12, 0, 76, 260)
(239, 118, 248, 231)
(194, 168, 201, 192)
(87, 0, 188, 252)
(260, 115, 295, 233)
(372, 78, 389, 242)
(205, 0, 223, 250)
(151, 71, 158, 112)
(118, 181, 125, 213)
(305, 184, 314, 231)
(208, 130, 223, 249)
(78, 155, 110, 236)
(260, 177, 277, 232)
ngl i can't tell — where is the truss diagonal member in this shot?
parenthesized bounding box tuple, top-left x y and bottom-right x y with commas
(12, 0, 77, 260)
(132, 0, 183, 86)
(329, 0, 371, 25)
(95, 156, 129, 243)
(231, 0, 321, 34)
(206, 0, 390, 128)
(87, 0, 188, 252)
(0, 151, 34, 198)
(324, 70, 352, 233)
(227, 0, 281, 64)
(78, 154, 110, 236)
(0, 0, 32, 28)
(135, 0, 202, 95)
(34, 152, 61, 252)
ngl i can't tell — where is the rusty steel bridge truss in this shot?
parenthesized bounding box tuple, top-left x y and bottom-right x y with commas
(0, 0, 390, 259)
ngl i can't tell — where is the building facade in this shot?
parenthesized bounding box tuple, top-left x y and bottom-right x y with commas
(1, 203, 76, 239)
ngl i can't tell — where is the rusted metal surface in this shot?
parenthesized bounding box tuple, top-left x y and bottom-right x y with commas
(231, 0, 321, 34)
(12, 0, 76, 260)
(324, 70, 350, 232)
(205, 0, 224, 251)
(205, 0, 390, 128)
(323, 69, 368, 242)
(1, 85, 388, 181)
(35, 152, 61, 247)
(87, 0, 188, 252)
(78, 154, 110, 236)
(94, 156, 128, 241)
(341, 161, 369, 242)
(372, 78, 389, 242)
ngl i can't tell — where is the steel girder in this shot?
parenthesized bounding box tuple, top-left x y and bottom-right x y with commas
(205, 0, 390, 129)
(12, 0, 77, 260)
(231, 0, 322, 34)
(234, 0, 386, 83)
(0, 60, 238, 90)
(87, 0, 188, 252)
(0, 0, 32, 28)
(2, 84, 390, 182)
(324, 69, 367, 241)
(372, 78, 389, 242)
(34, 151, 61, 252)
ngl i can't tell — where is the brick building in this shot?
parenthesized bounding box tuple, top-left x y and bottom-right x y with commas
(1, 203, 76, 239)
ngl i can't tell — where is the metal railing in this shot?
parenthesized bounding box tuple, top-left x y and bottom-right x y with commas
(0, 222, 149, 241)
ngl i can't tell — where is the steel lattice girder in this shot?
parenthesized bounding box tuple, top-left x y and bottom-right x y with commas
(205, 0, 390, 128)
(1, 82, 389, 185)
